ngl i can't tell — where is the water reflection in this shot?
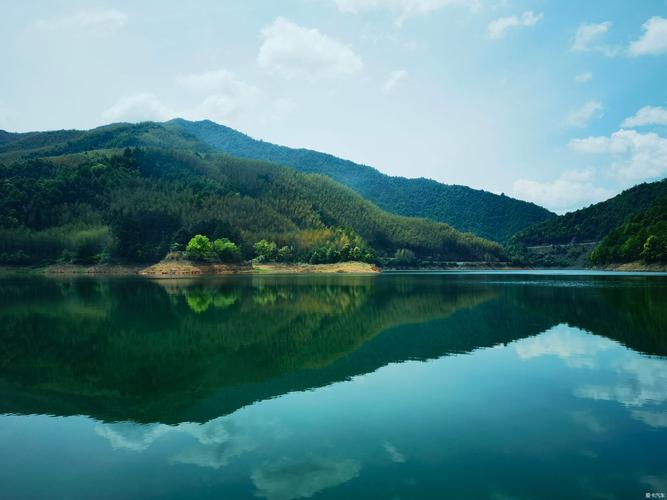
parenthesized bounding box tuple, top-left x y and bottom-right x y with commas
(251, 457, 362, 500)
(0, 274, 665, 424)
(0, 273, 666, 499)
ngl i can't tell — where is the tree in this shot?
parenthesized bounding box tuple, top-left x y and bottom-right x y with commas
(254, 239, 277, 262)
(186, 234, 213, 261)
(394, 248, 417, 265)
(362, 248, 377, 263)
(641, 235, 666, 262)
(277, 245, 294, 262)
(213, 238, 241, 262)
(349, 246, 363, 261)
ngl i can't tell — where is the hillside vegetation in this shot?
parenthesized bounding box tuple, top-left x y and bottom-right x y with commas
(166, 119, 554, 242)
(590, 193, 667, 264)
(0, 122, 502, 265)
(509, 180, 667, 266)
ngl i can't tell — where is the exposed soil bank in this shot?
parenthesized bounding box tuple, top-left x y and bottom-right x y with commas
(2, 260, 666, 277)
(0, 260, 380, 277)
(0, 264, 144, 276)
(253, 262, 380, 274)
(598, 261, 667, 272)
(139, 260, 253, 277)
(140, 260, 380, 277)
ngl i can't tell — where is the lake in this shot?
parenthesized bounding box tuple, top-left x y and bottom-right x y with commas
(1, 272, 666, 499)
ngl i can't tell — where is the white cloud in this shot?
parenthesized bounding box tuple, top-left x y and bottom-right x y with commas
(332, 0, 480, 21)
(575, 355, 667, 407)
(622, 105, 667, 127)
(177, 69, 261, 123)
(569, 129, 667, 181)
(96, 415, 261, 466)
(572, 22, 616, 55)
(95, 422, 172, 452)
(102, 68, 292, 130)
(258, 17, 363, 79)
(383, 442, 407, 463)
(573, 17, 667, 57)
(571, 410, 607, 434)
(33, 9, 127, 34)
(382, 69, 407, 93)
(177, 69, 258, 96)
(575, 71, 593, 83)
(564, 100, 603, 128)
(631, 409, 667, 428)
(628, 16, 667, 56)
(252, 457, 361, 500)
(511, 169, 613, 213)
(102, 93, 174, 123)
(515, 325, 614, 363)
(487, 11, 543, 40)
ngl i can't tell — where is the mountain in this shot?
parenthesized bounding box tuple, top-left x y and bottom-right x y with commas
(509, 179, 667, 266)
(0, 130, 30, 146)
(0, 122, 502, 265)
(165, 119, 554, 243)
(590, 192, 667, 265)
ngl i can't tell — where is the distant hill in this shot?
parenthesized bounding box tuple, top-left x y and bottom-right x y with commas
(590, 192, 667, 265)
(166, 119, 554, 242)
(0, 130, 29, 146)
(0, 122, 502, 265)
(510, 179, 667, 266)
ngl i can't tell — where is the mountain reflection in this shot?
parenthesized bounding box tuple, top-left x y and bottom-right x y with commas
(0, 273, 665, 424)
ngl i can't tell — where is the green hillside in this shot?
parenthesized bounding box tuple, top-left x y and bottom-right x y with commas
(509, 180, 667, 266)
(166, 119, 554, 242)
(0, 122, 502, 265)
(590, 192, 667, 264)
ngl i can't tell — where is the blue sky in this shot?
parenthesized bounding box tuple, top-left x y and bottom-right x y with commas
(1, 0, 666, 213)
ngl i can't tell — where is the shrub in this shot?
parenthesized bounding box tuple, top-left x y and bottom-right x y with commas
(185, 234, 213, 261)
(254, 239, 278, 262)
(394, 248, 417, 265)
(277, 245, 294, 262)
(641, 235, 667, 262)
(213, 238, 241, 262)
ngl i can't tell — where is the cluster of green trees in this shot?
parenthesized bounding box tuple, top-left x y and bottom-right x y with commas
(252, 228, 375, 264)
(169, 118, 554, 243)
(508, 180, 667, 266)
(511, 181, 667, 247)
(0, 123, 503, 266)
(253, 240, 292, 262)
(0, 225, 111, 265)
(590, 193, 667, 264)
(184, 235, 242, 262)
(392, 248, 418, 266)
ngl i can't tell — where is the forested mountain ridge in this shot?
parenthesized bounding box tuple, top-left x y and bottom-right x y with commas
(166, 118, 554, 243)
(511, 180, 667, 246)
(0, 122, 502, 265)
(509, 179, 667, 266)
(590, 192, 667, 265)
(0, 122, 209, 161)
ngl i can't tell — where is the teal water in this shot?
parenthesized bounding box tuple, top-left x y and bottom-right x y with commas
(0, 273, 666, 499)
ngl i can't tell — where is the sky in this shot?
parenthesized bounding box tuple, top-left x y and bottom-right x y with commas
(1, 1, 667, 213)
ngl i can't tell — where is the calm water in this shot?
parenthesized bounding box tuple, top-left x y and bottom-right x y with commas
(1, 272, 666, 499)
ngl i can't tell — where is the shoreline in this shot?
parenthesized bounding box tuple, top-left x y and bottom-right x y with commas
(1, 260, 665, 278)
(0, 260, 381, 278)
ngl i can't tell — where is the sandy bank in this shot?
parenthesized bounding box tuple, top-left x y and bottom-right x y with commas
(139, 260, 252, 277)
(253, 262, 380, 274)
(600, 261, 667, 272)
(10, 260, 381, 277)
